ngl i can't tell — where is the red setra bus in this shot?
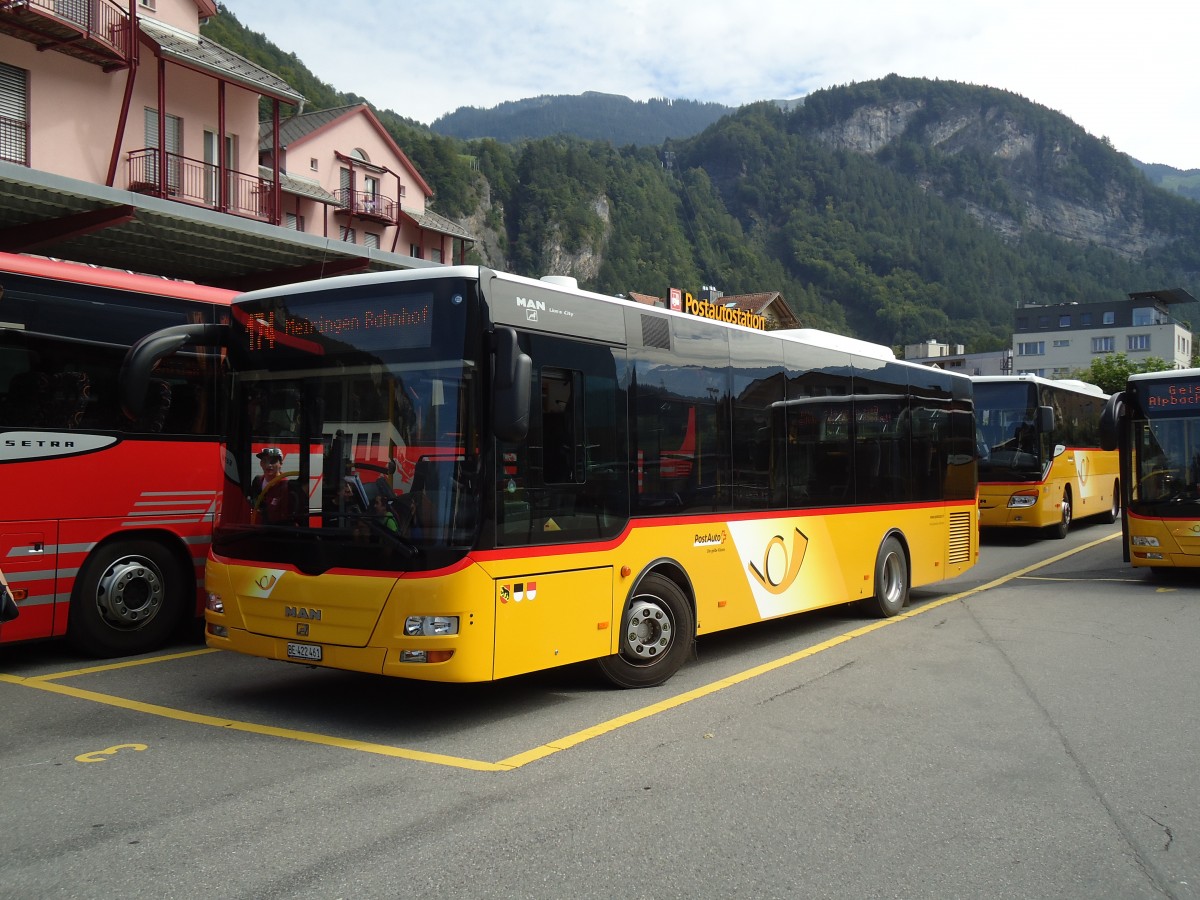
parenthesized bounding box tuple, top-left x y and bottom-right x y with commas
(0, 252, 235, 655)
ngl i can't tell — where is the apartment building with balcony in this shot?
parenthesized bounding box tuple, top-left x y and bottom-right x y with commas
(263, 104, 472, 269)
(0, 0, 471, 287)
(1012, 289, 1194, 378)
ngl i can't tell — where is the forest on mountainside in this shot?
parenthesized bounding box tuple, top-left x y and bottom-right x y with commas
(204, 7, 1200, 352)
(431, 93, 733, 146)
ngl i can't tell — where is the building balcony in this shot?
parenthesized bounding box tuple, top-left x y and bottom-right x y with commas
(0, 0, 130, 70)
(334, 188, 396, 225)
(127, 148, 274, 223)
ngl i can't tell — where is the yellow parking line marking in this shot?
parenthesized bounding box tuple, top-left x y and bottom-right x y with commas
(28, 648, 221, 682)
(3, 532, 1120, 770)
(0, 672, 505, 772)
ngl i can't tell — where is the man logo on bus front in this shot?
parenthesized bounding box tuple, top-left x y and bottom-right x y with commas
(748, 528, 808, 595)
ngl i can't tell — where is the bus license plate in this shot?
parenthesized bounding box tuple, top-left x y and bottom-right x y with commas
(286, 642, 322, 661)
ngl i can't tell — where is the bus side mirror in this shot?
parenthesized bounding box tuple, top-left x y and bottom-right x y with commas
(119, 323, 228, 419)
(1099, 392, 1124, 452)
(492, 326, 531, 443)
(1037, 405, 1055, 432)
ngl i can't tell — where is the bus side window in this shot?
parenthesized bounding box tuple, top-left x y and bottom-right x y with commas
(541, 368, 576, 484)
(0, 346, 46, 427)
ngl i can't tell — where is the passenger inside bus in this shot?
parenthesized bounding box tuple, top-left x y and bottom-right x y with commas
(250, 447, 297, 524)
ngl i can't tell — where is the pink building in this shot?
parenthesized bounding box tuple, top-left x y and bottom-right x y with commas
(0, 0, 471, 287)
(265, 104, 473, 267)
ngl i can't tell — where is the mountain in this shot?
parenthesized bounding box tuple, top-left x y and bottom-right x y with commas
(431, 92, 735, 146)
(202, 11, 1200, 354)
(1136, 161, 1200, 202)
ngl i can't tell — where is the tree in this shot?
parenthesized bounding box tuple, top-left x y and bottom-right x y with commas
(1071, 352, 1174, 394)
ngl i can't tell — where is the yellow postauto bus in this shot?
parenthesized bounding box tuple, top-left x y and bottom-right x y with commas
(1100, 367, 1200, 569)
(123, 267, 978, 687)
(973, 375, 1119, 538)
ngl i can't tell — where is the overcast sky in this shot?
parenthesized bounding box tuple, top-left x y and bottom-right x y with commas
(225, 0, 1198, 170)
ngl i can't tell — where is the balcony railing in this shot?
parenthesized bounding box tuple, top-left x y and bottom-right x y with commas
(334, 188, 396, 224)
(127, 148, 275, 223)
(0, 114, 29, 166)
(0, 0, 130, 66)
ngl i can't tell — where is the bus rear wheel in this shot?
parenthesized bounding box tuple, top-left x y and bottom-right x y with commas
(598, 573, 695, 688)
(1100, 481, 1120, 524)
(858, 535, 909, 618)
(67, 540, 187, 657)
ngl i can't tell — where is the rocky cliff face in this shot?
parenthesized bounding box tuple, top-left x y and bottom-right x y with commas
(814, 99, 1170, 258)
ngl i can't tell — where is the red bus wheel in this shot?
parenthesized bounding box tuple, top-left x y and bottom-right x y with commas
(67, 540, 187, 657)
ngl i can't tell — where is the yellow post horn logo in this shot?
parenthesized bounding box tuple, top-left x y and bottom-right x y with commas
(748, 527, 808, 595)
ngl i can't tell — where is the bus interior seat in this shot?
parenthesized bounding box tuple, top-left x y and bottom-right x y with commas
(47, 371, 90, 429)
(131, 378, 172, 433)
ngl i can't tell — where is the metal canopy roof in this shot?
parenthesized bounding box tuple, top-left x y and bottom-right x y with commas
(0, 162, 432, 291)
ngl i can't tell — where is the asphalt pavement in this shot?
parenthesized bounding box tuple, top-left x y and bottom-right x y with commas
(2, 521, 1198, 899)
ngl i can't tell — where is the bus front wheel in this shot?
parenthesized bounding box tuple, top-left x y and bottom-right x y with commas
(67, 540, 187, 657)
(1050, 488, 1072, 539)
(598, 573, 695, 688)
(858, 535, 909, 618)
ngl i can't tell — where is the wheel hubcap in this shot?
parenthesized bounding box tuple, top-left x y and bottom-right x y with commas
(95, 556, 165, 630)
(622, 597, 673, 664)
(881, 553, 904, 606)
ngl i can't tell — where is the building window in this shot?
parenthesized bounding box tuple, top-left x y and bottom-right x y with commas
(0, 62, 29, 166)
(1037, 315, 1050, 328)
(430, 247, 443, 263)
(410, 244, 422, 259)
(1128, 334, 1151, 352)
(284, 212, 304, 232)
(1058, 314, 1071, 327)
(364, 232, 380, 249)
(1132, 307, 1162, 326)
(1053, 339, 1070, 348)
(1081, 312, 1093, 325)
(341, 227, 356, 244)
(1016, 316, 1029, 329)
(1017, 368, 1045, 377)
(138, 0, 156, 9)
(1092, 336, 1115, 353)
(143, 108, 183, 193)
(1103, 311, 1115, 325)
(1051, 368, 1071, 377)
(310, 158, 318, 171)
(1017, 341, 1045, 356)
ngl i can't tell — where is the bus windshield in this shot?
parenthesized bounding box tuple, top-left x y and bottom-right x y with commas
(1129, 376, 1200, 510)
(974, 381, 1045, 481)
(213, 278, 484, 574)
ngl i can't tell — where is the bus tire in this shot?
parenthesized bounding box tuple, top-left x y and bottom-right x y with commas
(1050, 488, 1072, 539)
(67, 539, 187, 658)
(598, 573, 695, 688)
(1100, 481, 1120, 524)
(858, 535, 909, 618)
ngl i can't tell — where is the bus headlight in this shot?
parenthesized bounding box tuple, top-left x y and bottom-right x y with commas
(206, 592, 224, 614)
(1131, 536, 1161, 547)
(404, 615, 459, 636)
(1008, 490, 1039, 508)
